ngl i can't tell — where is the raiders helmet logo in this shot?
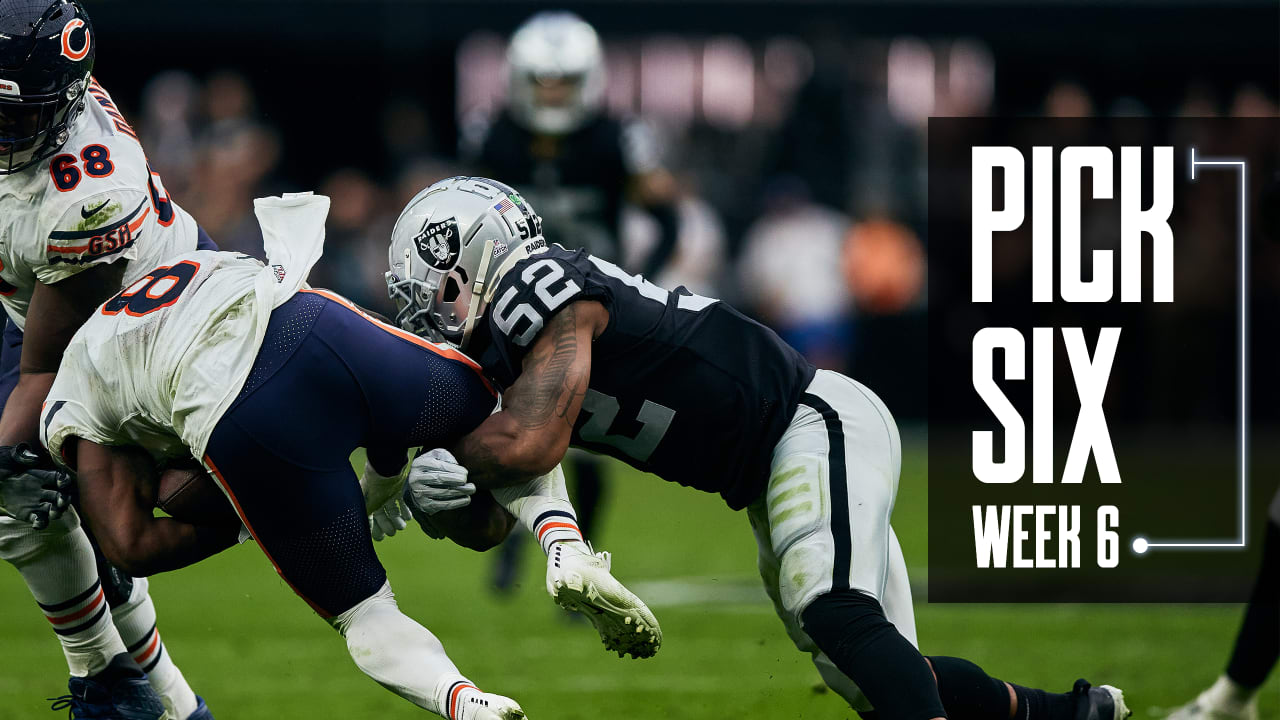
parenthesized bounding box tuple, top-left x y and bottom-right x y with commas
(414, 217, 461, 270)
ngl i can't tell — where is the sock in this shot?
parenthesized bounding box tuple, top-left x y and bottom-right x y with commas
(111, 576, 199, 719)
(330, 581, 477, 715)
(92, 652, 147, 684)
(927, 656, 1012, 719)
(800, 590, 947, 720)
(3, 516, 126, 676)
(436, 676, 492, 720)
(1224, 520, 1280, 692)
(1010, 683, 1076, 720)
(491, 465, 584, 554)
(926, 652, 1075, 720)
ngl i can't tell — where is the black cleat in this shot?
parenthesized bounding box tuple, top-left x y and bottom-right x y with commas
(1072, 678, 1132, 720)
(49, 653, 165, 720)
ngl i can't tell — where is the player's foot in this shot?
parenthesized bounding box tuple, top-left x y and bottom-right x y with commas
(455, 692, 526, 720)
(545, 540, 661, 659)
(1071, 679, 1131, 720)
(1163, 690, 1259, 720)
(183, 696, 214, 720)
(50, 662, 166, 720)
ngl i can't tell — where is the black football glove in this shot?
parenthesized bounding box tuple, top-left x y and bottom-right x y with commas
(0, 444, 74, 530)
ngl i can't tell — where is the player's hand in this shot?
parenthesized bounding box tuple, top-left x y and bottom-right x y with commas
(0, 444, 73, 530)
(369, 496, 413, 541)
(404, 448, 475, 516)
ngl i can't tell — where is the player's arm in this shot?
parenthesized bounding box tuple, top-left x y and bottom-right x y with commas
(622, 119, 681, 277)
(0, 263, 126, 447)
(453, 300, 608, 489)
(632, 171, 680, 279)
(67, 438, 238, 576)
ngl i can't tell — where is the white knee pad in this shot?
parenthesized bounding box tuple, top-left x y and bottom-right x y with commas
(764, 452, 838, 621)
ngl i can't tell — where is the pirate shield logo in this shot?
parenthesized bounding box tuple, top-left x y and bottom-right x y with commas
(414, 217, 461, 270)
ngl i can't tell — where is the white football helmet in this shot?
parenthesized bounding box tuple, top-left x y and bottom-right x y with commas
(506, 12, 605, 135)
(386, 176, 547, 350)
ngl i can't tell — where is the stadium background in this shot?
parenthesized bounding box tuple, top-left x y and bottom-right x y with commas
(2, 0, 1279, 717)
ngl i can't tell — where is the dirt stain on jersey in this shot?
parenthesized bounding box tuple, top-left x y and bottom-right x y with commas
(69, 200, 123, 233)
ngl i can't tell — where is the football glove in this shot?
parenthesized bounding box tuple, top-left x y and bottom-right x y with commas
(405, 448, 475, 516)
(370, 496, 413, 541)
(0, 444, 74, 530)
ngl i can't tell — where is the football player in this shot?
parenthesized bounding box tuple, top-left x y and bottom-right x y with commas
(385, 177, 1133, 720)
(36, 192, 659, 719)
(0, 2, 214, 717)
(1163, 487, 1279, 720)
(465, 12, 681, 590)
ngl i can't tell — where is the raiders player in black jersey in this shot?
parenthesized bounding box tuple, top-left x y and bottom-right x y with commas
(462, 11, 680, 592)
(383, 177, 1132, 720)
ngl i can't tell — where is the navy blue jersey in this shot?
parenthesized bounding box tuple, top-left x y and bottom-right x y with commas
(475, 246, 816, 510)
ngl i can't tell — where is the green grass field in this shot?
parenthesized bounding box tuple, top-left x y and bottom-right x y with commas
(1, 443, 1275, 719)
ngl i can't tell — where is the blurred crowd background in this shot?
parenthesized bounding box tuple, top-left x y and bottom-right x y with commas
(81, 0, 1277, 422)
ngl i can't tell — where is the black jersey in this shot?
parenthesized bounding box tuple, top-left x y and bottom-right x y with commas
(475, 245, 817, 510)
(472, 112, 655, 262)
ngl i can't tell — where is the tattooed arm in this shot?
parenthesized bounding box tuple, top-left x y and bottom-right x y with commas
(453, 300, 608, 489)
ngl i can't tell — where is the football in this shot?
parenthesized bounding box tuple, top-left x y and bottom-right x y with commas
(156, 461, 241, 528)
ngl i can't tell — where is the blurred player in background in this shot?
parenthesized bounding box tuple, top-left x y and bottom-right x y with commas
(385, 177, 1132, 720)
(0, 2, 214, 717)
(37, 193, 658, 719)
(463, 11, 681, 592)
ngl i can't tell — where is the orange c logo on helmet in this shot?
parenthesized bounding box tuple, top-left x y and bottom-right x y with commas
(60, 19, 90, 62)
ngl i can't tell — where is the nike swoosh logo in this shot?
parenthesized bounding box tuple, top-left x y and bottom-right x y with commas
(80, 200, 110, 220)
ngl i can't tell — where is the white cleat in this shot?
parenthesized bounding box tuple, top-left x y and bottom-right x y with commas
(1162, 692, 1258, 720)
(546, 541, 662, 659)
(455, 692, 526, 720)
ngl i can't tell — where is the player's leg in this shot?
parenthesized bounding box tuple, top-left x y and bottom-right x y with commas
(200, 291, 524, 718)
(490, 465, 661, 658)
(204, 422, 522, 719)
(489, 449, 600, 595)
(0, 511, 166, 719)
(750, 369, 943, 719)
(109, 574, 210, 719)
(0, 319, 167, 718)
(1166, 490, 1280, 720)
(568, 451, 606, 541)
(771, 370, 1129, 720)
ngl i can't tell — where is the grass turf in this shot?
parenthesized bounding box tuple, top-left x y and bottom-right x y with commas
(0, 444, 1274, 719)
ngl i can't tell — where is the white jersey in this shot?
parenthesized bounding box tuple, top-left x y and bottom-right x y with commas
(0, 78, 199, 331)
(40, 194, 329, 465)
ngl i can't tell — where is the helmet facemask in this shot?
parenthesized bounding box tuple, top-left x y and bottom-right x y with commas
(387, 176, 548, 353)
(0, 78, 86, 174)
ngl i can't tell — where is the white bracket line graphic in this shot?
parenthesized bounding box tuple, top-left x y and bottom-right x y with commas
(1133, 147, 1248, 555)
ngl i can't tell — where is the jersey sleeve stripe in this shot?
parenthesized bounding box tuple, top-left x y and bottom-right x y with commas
(48, 199, 148, 242)
(299, 288, 497, 396)
(46, 206, 149, 254)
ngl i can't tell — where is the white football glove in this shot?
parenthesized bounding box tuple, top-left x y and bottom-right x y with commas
(405, 448, 474, 517)
(370, 495, 413, 541)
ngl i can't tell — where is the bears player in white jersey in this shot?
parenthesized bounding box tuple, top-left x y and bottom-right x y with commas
(36, 192, 658, 719)
(384, 177, 1134, 720)
(0, 1, 213, 717)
